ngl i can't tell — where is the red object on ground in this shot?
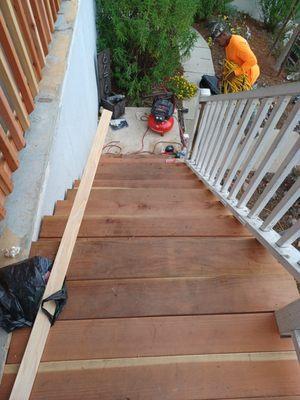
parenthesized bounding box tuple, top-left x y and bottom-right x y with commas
(148, 114, 174, 136)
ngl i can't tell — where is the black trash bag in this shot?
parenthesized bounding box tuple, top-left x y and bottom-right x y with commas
(0, 256, 53, 332)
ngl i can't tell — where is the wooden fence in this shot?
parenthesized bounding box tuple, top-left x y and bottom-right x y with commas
(0, 0, 61, 219)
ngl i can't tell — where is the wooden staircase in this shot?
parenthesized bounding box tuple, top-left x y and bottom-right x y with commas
(1, 155, 300, 399)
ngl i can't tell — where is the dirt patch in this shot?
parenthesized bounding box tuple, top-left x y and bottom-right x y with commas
(194, 16, 287, 87)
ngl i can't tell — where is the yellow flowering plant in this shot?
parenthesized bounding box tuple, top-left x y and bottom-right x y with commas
(167, 75, 198, 100)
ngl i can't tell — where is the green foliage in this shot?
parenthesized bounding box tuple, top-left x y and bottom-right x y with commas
(96, 0, 198, 104)
(196, 0, 233, 20)
(259, 0, 300, 32)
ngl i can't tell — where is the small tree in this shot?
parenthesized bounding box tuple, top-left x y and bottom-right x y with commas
(196, 0, 233, 20)
(259, 0, 300, 33)
(96, 0, 198, 103)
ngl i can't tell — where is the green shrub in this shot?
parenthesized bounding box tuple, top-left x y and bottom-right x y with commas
(196, 0, 233, 20)
(259, 0, 300, 32)
(96, 0, 198, 104)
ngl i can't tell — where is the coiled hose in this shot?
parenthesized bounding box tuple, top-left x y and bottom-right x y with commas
(222, 59, 252, 94)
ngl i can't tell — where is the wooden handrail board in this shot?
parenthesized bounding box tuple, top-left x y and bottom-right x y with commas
(0, 12, 34, 114)
(22, 0, 46, 67)
(12, 0, 42, 81)
(0, 47, 30, 131)
(8, 110, 112, 400)
(0, 86, 25, 151)
(0, 0, 38, 97)
(0, 159, 13, 195)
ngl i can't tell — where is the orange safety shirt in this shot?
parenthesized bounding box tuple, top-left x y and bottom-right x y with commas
(225, 34, 260, 85)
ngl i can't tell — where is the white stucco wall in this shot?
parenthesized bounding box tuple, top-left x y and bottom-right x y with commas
(37, 0, 98, 223)
(232, 0, 263, 21)
(0, 0, 99, 249)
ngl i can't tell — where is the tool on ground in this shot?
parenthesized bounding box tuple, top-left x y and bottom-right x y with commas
(148, 92, 175, 136)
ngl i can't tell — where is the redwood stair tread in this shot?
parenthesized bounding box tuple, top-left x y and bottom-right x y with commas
(2, 155, 299, 400)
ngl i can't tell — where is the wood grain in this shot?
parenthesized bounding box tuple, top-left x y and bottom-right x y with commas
(59, 275, 299, 320)
(7, 314, 294, 364)
(30, 237, 290, 280)
(40, 214, 251, 238)
(56, 188, 222, 216)
(74, 178, 203, 188)
(1, 360, 300, 400)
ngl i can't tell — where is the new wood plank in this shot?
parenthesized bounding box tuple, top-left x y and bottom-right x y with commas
(0, 0, 39, 96)
(22, 0, 46, 67)
(29, 0, 49, 56)
(0, 47, 30, 131)
(74, 179, 203, 188)
(58, 275, 299, 320)
(0, 86, 25, 151)
(7, 314, 294, 364)
(7, 111, 112, 400)
(40, 214, 252, 238)
(99, 155, 184, 164)
(43, 0, 54, 32)
(37, 0, 51, 43)
(12, 0, 43, 80)
(0, 124, 19, 171)
(1, 359, 300, 400)
(49, 0, 57, 21)
(95, 162, 195, 180)
(0, 13, 34, 113)
(56, 188, 223, 216)
(30, 237, 290, 280)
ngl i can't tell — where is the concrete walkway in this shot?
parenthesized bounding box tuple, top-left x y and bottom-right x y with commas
(182, 28, 215, 136)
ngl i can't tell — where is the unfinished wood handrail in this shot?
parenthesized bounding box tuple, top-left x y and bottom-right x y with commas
(8, 110, 112, 400)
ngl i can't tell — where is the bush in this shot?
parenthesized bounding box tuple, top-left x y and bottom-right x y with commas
(96, 0, 198, 104)
(196, 0, 233, 20)
(259, 0, 300, 32)
(167, 75, 198, 100)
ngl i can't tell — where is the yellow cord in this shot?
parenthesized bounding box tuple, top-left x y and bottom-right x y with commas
(222, 59, 252, 94)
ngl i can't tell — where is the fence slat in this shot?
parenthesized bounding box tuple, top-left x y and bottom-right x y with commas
(205, 100, 237, 179)
(224, 98, 274, 197)
(249, 137, 300, 218)
(12, 0, 43, 81)
(277, 219, 300, 247)
(43, 0, 54, 32)
(0, 12, 34, 114)
(196, 102, 221, 169)
(0, 47, 30, 131)
(201, 100, 228, 175)
(49, 0, 57, 22)
(237, 101, 300, 209)
(1, 0, 38, 97)
(0, 87, 25, 151)
(0, 124, 19, 172)
(229, 96, 291, 201)
(0, 160, 13, 196)
(29, 0, 49, 56)
(22, 0, 46, 67)
(37, 0, 51, 44)
(261, 178, 300, 232)
(216, 99, 259, 188)
(195, 102, 217, 165)
(210, 99, 247, 184)
(190, 102, 211, 162)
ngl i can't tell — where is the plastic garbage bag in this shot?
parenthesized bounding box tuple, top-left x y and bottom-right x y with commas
(0, 256, 53, 332)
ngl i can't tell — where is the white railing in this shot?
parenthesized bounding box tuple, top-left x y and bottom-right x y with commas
(185, 81, 300, 358)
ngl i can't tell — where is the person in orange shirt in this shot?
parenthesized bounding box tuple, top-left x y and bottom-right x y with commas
(211, 23, 260, 89)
